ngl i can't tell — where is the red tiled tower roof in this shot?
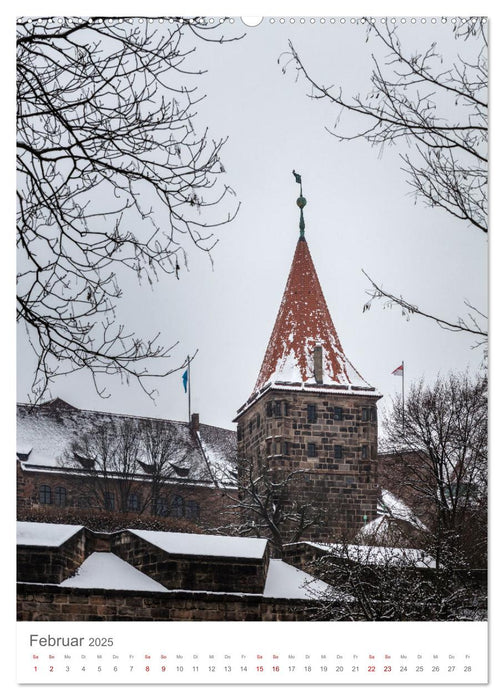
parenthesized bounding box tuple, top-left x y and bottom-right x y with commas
(253, 235, 370, 394)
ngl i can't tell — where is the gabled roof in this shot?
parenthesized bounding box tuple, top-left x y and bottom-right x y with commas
(250, 236, 377, 401)
(16, 399, 237, 488)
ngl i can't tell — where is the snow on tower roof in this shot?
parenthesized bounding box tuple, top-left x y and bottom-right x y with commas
(247, 235, 378, 408)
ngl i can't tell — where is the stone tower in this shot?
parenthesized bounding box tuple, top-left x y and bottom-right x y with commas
(235, 179, 382, 543)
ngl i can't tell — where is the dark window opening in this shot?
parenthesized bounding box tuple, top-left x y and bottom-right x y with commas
(274, 401, 283, 417)
(266, 402, 273, 417)
(171, 495, 184, 518)
(307, 443, 317, 457)
(362, 408, 370, 421)
(334, 445, 343, 459)
(128, 493, 140, 512)
(284, 402, 289, 416)
(283, 441, 290, 456)
(266, 440, 271, 456)
(54, 486, 66, 506)
(307, 404, 317, 423)
(186, 501, 200, 521)
(361, 445, 369, 459)
(370, 407, 377, 422)
(104, 492, 115, 511)
(256, 414, 260, 429)
(39, 485, 51, 505)
(334, 406, 343, 421)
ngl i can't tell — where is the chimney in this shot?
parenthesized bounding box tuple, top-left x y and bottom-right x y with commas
(191, 413, 200, 434)
(313, 345, 323, 384)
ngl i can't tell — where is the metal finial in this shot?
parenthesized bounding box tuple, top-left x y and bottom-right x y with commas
(293, 170, 307, 239)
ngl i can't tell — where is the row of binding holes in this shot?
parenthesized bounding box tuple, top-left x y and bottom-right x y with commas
(26, 17, 487, 26)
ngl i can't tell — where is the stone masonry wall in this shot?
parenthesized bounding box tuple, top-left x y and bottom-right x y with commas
(112, 531, 268, 594)
(17, 584, 310, 621)
(237, 388, 380, 541)
(17, 528, 87, 584)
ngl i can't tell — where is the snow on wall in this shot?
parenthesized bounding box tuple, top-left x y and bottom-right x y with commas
(128, 529, 267, 559)
(17, 521, 83, 547)
(59, 552, 168, 592)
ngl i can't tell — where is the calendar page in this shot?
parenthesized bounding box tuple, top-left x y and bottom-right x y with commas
(15, 7, 489, 688)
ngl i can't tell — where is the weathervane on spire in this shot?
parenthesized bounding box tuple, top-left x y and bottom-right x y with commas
(293, 170, 307, 239)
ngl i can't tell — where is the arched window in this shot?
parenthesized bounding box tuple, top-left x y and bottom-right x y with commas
(185, 501, 200, 521)
(171, 495, 184, 518)
(39, 485, 51, 505)
(128, 493, 140, 512)
(54, 486, 66, 506)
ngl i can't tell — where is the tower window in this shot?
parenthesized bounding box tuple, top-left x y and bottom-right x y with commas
(256, 414, 261, 429)
(283, 441, 290, 456)
(266, 440, 271, 456)
(307, 443, 317, 458)
(334, 406, 343, 421)
(249, 420, 253, 434)
(284, 401, 289, 416)
(334, 445, 343, 459)
(54, 486, 66, 507)
(39, 485, 51, 505)
(361, 445, 369, 459)
(362, 408, 370, 421)
(370, 407, 377, 422)
(266, 402, 273, 417)
(307, 404, 317, 423)
(274, 401, 283, 417)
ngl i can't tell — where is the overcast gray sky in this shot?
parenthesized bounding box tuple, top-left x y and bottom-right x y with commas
(16, 16, 487, 430)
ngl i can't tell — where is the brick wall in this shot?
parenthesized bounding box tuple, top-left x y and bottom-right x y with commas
(17, 584, 312, 621)
(17, 462, 235, 531)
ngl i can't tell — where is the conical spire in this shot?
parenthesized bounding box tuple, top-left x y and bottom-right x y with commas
(253, 236, 368, 393)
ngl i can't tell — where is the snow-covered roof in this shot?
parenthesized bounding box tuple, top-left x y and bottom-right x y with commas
(17, 521, 83, 547)
(59, 552, 168, 592)
(263, 559, 330, 599)
(311, 542, 436, 569)
(128, 529, 268, 559)
(378, 489, 428, 531)
(251, 236, 376, 398)
(17, 398, 237, 488)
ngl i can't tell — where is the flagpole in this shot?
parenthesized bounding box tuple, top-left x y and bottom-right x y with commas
(187, 354, 191, 424)
(402, 359, 405, 434)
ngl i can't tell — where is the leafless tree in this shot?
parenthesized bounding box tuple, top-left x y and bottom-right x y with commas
(283, 17, 487, 342)
(66, 417, 193, 515)
(217, 457, 326, 557)
(17, 17, 241, 403)
(381, 371, 487, 570)
(306, 541, 486, 621)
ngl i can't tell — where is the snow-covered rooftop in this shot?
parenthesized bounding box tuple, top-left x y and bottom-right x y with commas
(17, 398, 237, 488)
(263, 559, 330, 599)
(378, 489, 428, 531)
(251, 236, 375, 398)
(17, 521, 83, 547)
(59, 552, 168, 592)
(128, 529, 268, 559)
(311, 542, 436, 569)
